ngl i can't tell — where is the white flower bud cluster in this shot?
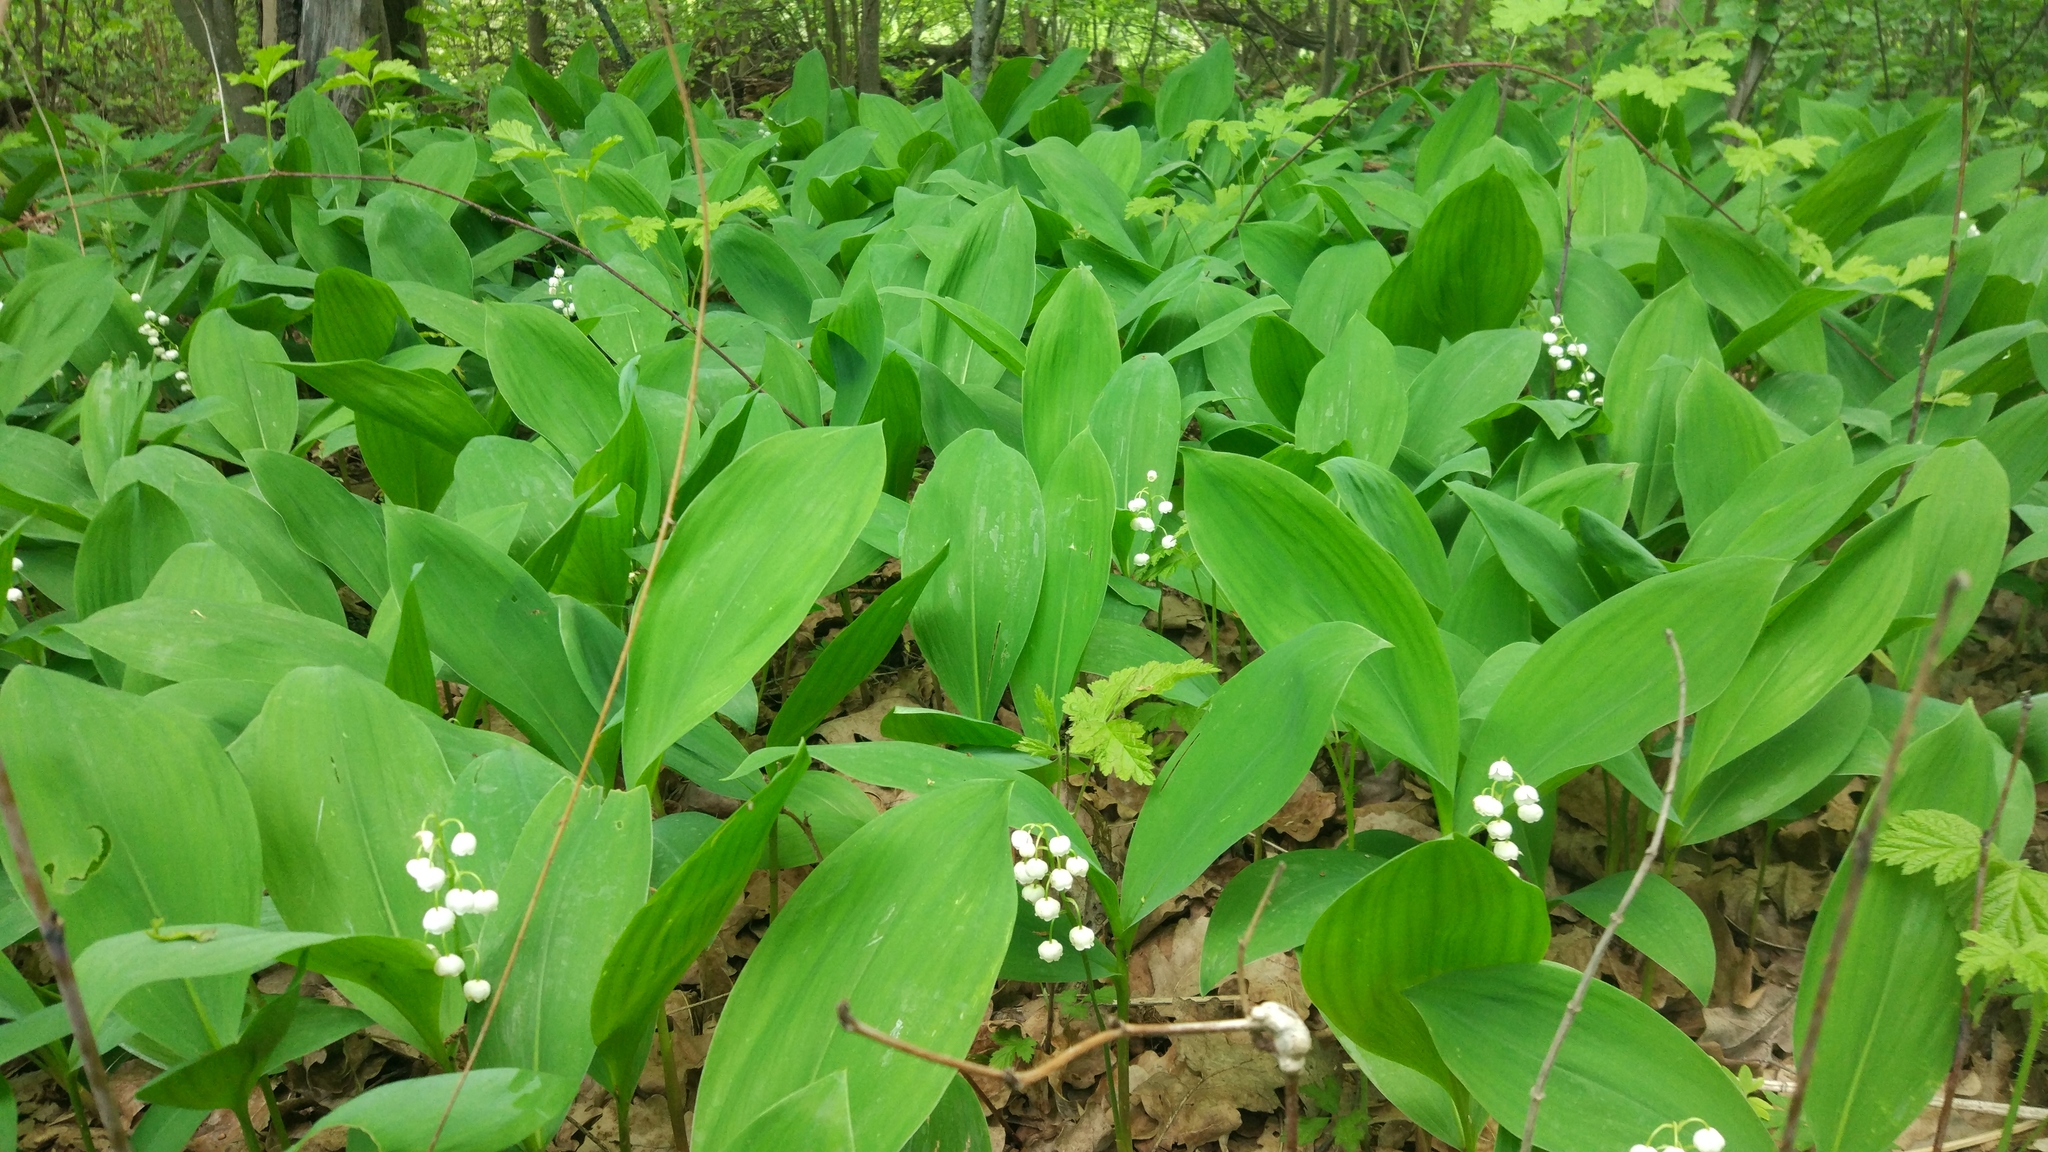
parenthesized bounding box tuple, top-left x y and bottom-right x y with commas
(1011, 826, 1095, 963)
(1123, 469, 1181, 571)
(1542, 314, 1602, 405)
(1472, 759, 1544, 872)
(134, 305, 187, 386)
(545, 265, 577, 318)
(1959, 209, 1981, 239)
(1631, 1120, 1724, 1152)
(409, 818, 497, 1002)
(6, 555, 26, 608)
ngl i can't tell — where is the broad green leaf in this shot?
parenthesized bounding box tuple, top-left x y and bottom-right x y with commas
(365, 190, 473, 295)
(65, 598, 384, 687)
(1301, 837, 1549, 1094)
(290, 359, 493, 455)
(1022, 268, 1120, 477)
(903, 429, 1044, 721)
(1087, 354, 1182, 509)
(72, 481, 192, 624)
(73, 924, 329, 1033)
(1788, 111, 1937, 247)
(1470, 556, 1785, 790)
(290, 1069, 575, 1152)
(921, 189, 1035, 404)
(624, 425, 884, 773)
(730, 1072, 857, 1152)
(0, 668, 259, 1060)
(1368, 169, 1541, 350)
(244, 449, 389, 607)
(1323, 458, 1450, 610)
(1977, 393, 2048, 503)
(1570, 137, 1648, 237)
(1685, 504, 1919, 782)
(1123, 622, 1382, 923)
(887, 286, 1029, 377)
(1296, 315, 1405, 465)
(1401, 328, 1542, 465)
(1291, 242, 1395, 354)
(714, 221, 816, 339)
(1664, 216, 1823, 373)
(1680, 424, 1856, 562)
(1673, 362, 1779, 524)
(386, 507, 597, 767)
(998, 46, 1090, 137)
(187, 310, 298, 453)
(1413, 75, 1501, 193)
(1795, 861, 1960, 1152)
(592, 755, 806, 1097)
(483, 303, 624, 464)
(1449, 482, 1599, 624)
(1027, 138, 1145, 262)
(1887, 441, 2009, 684)
(0, 256, 116, 414)
(1187, 450, 1460, 782)
(152, 465, 346, 624)
(903, 1072, 993, 1152)
(475, 779, 650, 1083)
(768, 548, 949, 745)
(1155, 40, 1235, 140)
(1011, 434, 1115, 739)
(1199, 848, 1386, 993)
(1682, 676, 1868, 844)
(1410, 963, 1773, 1152)
(1248, 314, 1322, 430)
(694, 781, 1015, 1152)
(1242, 221, 1323, 302)
(0, 425, 99, 530)
(1604, 279, 1720, 526)
(79, 357, 151, 497)
(1558, 872, 1715, 1000)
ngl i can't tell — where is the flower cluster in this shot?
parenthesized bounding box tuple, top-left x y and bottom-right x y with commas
(1959, 209, 1982, 239)
(131, 294, 188, 388)
(1123, 469, 1179, 569)
(1011, 826, 1094, 963)
(5, 555, 24, 607)
(1471, 758, 1543, 868)
(544, 265, 578, 319)
(1629, 1119, 1724, 1152)
(408, 820, 498, 1003)
(1541, 313, 1601, 405)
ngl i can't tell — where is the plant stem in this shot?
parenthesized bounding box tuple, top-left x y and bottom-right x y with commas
(615, 1089, 633, 1152)
(262, 1078, 286, 1152)
(233, 1100, 264, 1152)
(767, 821, 781, 921)
(1999, 1006, 2045, 1152)
(658, 1004, 691, 1152)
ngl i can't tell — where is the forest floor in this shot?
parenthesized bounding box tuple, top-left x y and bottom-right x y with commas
(10, 564, 2048, 1152)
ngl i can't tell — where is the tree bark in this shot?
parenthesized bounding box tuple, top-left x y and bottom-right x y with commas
(969, 0, 994, 91)
(588, 0, 635, 65)
(525, 0, 551, 66)
(168, 0, 266, 133)
(1726, 0, 1781, 122)
(294, 0, 391, 115)
(821, 0, 849, 84)
(857, 0, 882, 91)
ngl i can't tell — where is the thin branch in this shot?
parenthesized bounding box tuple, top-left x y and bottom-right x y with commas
(0, 755, 129, 1152)
(423, 23, 721, 1151)
(1778, 573, 1970, 1152)
(1524, 628, 1687, 1148)
(1905, 7, 1978, 447)
(1237, 861, 1285, 1019)
(6, 43, 85, 254)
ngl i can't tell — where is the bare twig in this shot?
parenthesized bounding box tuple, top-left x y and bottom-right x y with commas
(0, 755, 129, 1152)
(424, 23, 720, 1151)
(1237, 861, 1285, 1019)
(1779, 574, 1970, 1152)
(1905, 6, 1978, 447)
(1523, 629, 1687, 1149)
(1934, 693, 2035, 1152)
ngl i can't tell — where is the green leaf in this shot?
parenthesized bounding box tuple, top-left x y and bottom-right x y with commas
(1887, 441, 2010, 685)
(0, 425, 98, 530)
(290, 359, 494, 455)
(903, 1072, 993, 1152)
(730, 1072, 857, 1151)
(1291, 242, 1395, 354)
(1295, 315, 1405, 465)
(904, 429, 1045, 721)
(1011, 433, 1116, 739)
(1788, 111, 1937, 247)
(1674, 362, 1780, 525)
(1559, 872, 1716, 1000)
(1027, 137, 1146, 262)
(1186, 450, 1460, 784)
(919, 190, 1035, 406)
(1795, 861, 1960, 1152)
(1449, 481, 1600, 624)
(694, 780, 1015, 1152)
(483, 302, 624, 465)
(1720, 286, 1865, 369)
(1873, 809, 1987, 885)
(385, 506, 598, 767)
(474, 778, 650, 1082)
(592, 754, 807, 1097)
(187, 310, 299, 454)
(1977, 393, 2048, 504)
(1199, 847, 1387, 994)
(1681, 676, 1869, 844)
(714, 221, 817, 340)
(365, 190, 473, 295)
(1664, 216, 1822, 373)
(1684, 504, 1919, 784)
(1400, 329, 1543, 465)
(0, 668, 260, 1060)
(1248, 314, 1323, 430)
(1301, 837, 1550, 1094)
(138, 969, 306, 1111)
(1470, 556, 1785, 790)
(887, 286, 1030, 378)
(1000, 47, 1089, 137)
(624, 425, 884, 774)
(1680, 425, 1859, 562)
(1323, 458, 1452, 610)
(72, 480, 192, 625)
(244, 449, 389, 607)
(768, 548, 949, 745)
(1122, 622, 1380, 922)
(73, 924, 330, 1034)
(0, 256, 116, 414)
(1409, 963, 1774, 1152)
(1367, 169, 1541, 350)
(1087, 354, 1182, 511)
(290, 1069, 575, 1152)
(64, 597, 384, 687)
(1604, 279, 1720, 526)
(1022, 268, 1121, 477)
(147, 463, 347, 624)
(1413, 75, 1501, 193)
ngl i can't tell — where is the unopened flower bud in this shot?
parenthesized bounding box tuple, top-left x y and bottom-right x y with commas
(1033, 897, 1061, 921)
(1549, 314, 1562, 326)
(450, 831, 477, 856)
(434, 953, 465, 977)
(1069, 925, 1096, 950)
(1146, 469, 1159, 481)
(1038, 938, 1064, 962)
(1473, 794, 1504, 819)
(554, 265, 567, 278)
(1542, 331, 1557, 345)
(8, 558, 20, 572)
(463, 978, 492, 1002)
(130, 292, 142, 302)
(1132, 552, 1149, 566)
(1566, 388, 1582, 401)
(1518, 803, 1545, 824)
(423, 905, 456, 934)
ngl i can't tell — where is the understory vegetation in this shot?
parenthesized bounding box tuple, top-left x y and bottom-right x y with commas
(0, 4, 2044, 1152)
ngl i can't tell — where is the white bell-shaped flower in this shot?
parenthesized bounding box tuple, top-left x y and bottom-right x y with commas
(463, 978, 492, 1002)
(5, 588, 22, 604)
(1127, 497, 1147, 512)
(1156, 500, 1173, 514)
(1066, 856, 1089, 878)
(423, 905, 456, 935)
(1038, 938, 1064, 962)
(1069, 925, 1096, 950)
(1549, 314, 1562, 326)
(415, 865, 448, 893)
(1492, 840, 1521, 862)
(1160, 534, 1177, 549)
(1023, 857, 1049, 881)
(1014, 861, 1036, 885)
(1692, 1129, 1725, 1152)
(413, 830, 438, 856)
(1048, 834, 1071, 855)
(1033, 896, 1062, 921)
(1048, 869, 1073, 892)
(1012, 828, 1037, 855)
(1631, 1144, 1657, 1152)
(471, 889, 499, 914)
(1512, 784, 1539, 805)
(434, 953, 466, 977)
(1146, 469, 1159, 481)
(1021, 883, 1046, 903)
(1518, 803, 1545, 824)
(1133, 552, 1150, 566)
(1566, 388, 1582, 401)
(445, 888, 474, 915)
(1134, 515, 1155, 532)
(1488, 759, 1515, 782)
(130, 292, 142, 303)
(450, 831, 477, 857)
(1542, 331, 1557, 345)
(1472, 794, 1504, 819)
(1486, 819, 1514, 841)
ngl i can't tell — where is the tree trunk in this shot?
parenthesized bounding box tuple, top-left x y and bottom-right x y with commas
(525, 0, 550, 66)
(969, 0, 994, 91)
(1319, 0, 1337, 92)
(1020, 0, 1036, 55)
(857, 0, 882, 92)
(1726, 0, 1780, 121)
(821, 0, 849, 84)
(295, 0, 391, 115)
(588, 0, 635, 66)
(384, 0, 424, 63)
(169, 0, 266, 134)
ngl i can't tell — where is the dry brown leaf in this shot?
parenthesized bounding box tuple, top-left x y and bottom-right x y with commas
(1265, 776, 1336, 842)
(1132, 1031, 1288, 1148)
